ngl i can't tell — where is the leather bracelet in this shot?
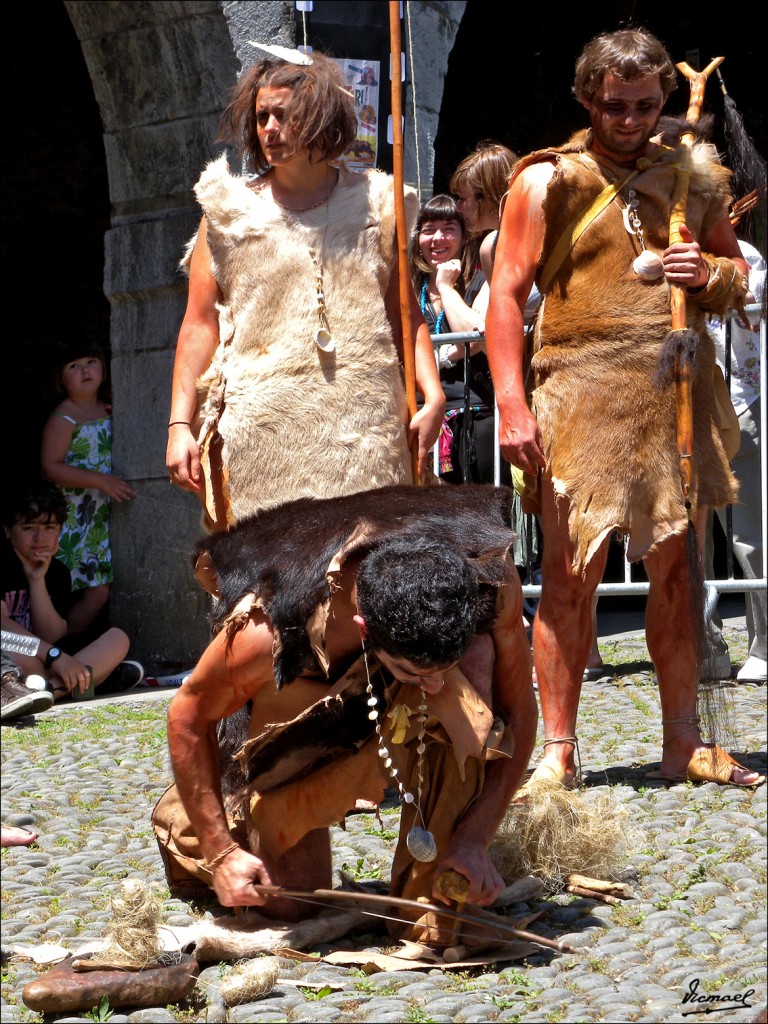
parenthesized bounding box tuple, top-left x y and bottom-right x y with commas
(686, 263, 711, 294)
(685, 255, 748, 316)
(203, 841, 240, 872)
(168, 421, 192, 428)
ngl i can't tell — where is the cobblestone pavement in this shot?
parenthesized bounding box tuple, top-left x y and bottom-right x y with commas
(2, 615, 766, 1023)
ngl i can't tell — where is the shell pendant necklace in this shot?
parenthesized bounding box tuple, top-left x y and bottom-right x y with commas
(272, 169, 339, 353)
(362, 644, 438, 863)
(582, 153, 664, 281)
(621, 188, 664, 280)
(307, 245, 334, 353)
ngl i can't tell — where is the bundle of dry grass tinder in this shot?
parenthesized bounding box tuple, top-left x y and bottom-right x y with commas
(84, 880, 168, 969)
(218, 956, 281, 1005)
(490, 781, 641, 896)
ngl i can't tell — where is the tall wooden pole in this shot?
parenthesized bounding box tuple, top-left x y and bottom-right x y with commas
(389, 0, 420, 481)
(670, 56, 724, 500)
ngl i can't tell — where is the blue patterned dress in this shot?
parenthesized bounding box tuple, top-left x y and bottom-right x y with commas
(54, 414, 114, 590)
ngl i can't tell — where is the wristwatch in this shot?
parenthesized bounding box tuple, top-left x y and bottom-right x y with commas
(44, 647, 62, 670)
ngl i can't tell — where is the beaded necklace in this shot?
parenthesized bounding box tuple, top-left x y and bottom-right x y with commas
(420, 281, 445, 334)
(362, 645, 438, 863)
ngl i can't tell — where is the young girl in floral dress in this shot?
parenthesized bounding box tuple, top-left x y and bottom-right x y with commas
(40, 343, 135, 636)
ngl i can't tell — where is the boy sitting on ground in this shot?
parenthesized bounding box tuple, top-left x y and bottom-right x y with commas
(1, 478, 142, 700)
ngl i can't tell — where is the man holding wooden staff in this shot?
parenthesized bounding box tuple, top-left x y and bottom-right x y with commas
(486, 27, 764, 789)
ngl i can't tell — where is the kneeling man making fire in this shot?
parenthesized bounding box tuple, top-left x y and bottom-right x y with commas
(155, 484, 537, 945)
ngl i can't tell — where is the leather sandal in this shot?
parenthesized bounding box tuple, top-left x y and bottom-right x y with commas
(512, 737, 580, 803)
(646, 745, 766, 787)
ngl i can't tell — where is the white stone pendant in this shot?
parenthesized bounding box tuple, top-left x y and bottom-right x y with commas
(633, 250, 664, 280)
(314, 328, 335, 352)
(406, 825, 438, 862)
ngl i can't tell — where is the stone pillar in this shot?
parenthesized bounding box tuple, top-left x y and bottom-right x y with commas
(401, 1, 465, 203)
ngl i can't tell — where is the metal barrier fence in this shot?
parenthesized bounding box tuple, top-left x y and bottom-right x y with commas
(431, 303, 766, 605)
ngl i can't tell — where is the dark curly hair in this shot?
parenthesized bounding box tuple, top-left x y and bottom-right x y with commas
(3, 478, 68, 529)
(356, 536, 479, 669)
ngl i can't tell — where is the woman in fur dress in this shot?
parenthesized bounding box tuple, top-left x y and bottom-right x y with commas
(166, 50, 445, 531)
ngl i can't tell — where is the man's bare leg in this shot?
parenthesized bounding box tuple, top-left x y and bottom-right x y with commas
(645, 525, 763, 786)
(531, 479, 609, 785)
(169, 616, 337, 912)
(585, 594, 604, 674)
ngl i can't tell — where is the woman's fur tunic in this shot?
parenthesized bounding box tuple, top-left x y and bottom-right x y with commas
(188, 157, 415, 529)
(517, 130, 742, 570)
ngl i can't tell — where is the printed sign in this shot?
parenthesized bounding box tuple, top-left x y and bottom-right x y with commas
(332, 58, 380, 172)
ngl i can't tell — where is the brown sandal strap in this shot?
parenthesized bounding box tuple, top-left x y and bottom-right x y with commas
(540, 736, 582, 782)
(662, 716, 701, 746)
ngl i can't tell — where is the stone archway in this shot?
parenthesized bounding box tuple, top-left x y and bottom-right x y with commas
(63, 1, 252, 669)
(2, 3, 110, 478)
(1, 1, 275, 671)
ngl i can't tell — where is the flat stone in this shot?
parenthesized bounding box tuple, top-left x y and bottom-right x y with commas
(21, 954, 199, 1013)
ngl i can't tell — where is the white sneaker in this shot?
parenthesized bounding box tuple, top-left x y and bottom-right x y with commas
(736, 656, 767, 683)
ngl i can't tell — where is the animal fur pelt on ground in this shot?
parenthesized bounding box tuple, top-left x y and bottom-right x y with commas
(8, 909, 370, 967)
(160, 908, 370, 961)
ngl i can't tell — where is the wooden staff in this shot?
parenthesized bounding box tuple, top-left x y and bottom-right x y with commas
(668, 56, 724, 502)
(389, 0, 420, 482)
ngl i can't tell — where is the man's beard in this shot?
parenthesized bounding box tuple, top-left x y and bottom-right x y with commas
(591, 122, 657, 160)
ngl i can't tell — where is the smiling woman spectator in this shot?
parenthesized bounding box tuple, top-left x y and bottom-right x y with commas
(409, 194, 494, 484)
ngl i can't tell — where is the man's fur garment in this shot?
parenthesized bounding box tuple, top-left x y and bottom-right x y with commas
(193, 483, 517, 687)
(511, 125, 744, 570)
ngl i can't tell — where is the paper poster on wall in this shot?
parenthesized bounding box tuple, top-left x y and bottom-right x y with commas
(332, 58, 380, 172)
